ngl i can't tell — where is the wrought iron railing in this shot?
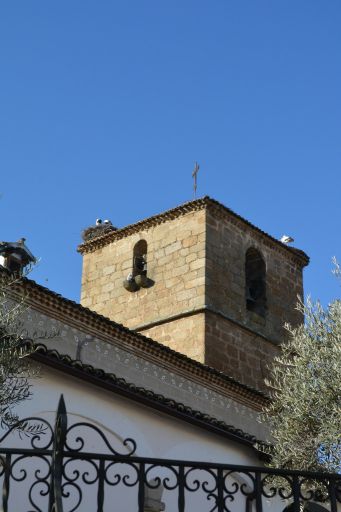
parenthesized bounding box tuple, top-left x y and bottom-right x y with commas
(0, 395, 340, 511)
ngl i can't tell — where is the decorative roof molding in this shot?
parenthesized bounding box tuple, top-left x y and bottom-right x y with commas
(77, 196, 309, 267)
(31, 343, 270, 453)
(0, 269, 268, 410)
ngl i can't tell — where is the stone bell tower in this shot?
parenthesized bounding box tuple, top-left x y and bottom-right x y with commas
(78, 197, 309, 392)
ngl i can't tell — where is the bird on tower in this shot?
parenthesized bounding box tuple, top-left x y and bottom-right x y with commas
(280, 235, 294, 244)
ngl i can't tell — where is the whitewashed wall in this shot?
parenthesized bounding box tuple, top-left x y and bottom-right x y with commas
(0, 367, 334, 512)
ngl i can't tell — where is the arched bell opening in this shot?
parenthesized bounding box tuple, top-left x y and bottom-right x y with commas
(245, 247, 267, 318)
(133, 240, 148, 278)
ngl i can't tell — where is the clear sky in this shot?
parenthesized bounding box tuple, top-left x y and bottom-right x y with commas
(0, 1, 340, 307)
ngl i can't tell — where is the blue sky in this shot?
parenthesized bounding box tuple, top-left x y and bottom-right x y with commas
(0, 1, 340, 307)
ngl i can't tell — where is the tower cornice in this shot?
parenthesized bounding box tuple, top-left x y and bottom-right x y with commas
(77, 196, 309, 268)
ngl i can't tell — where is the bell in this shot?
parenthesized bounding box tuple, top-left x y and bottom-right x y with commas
(123, 278, 139, 292)
(135, 274, 149, 288)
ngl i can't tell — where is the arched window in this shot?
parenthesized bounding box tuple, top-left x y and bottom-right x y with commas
(123, 240, 151, 291)
(133, 240, 147, 277)
(245, 248, 266, 317)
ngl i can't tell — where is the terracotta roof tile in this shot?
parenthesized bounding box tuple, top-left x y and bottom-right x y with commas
(31, 342, 270, 452)
(0, 268, 268, 409)
(77, 196, 309, 267)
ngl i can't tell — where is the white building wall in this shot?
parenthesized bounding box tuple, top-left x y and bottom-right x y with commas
(15, 366, 259, 464)
(1, 367, 334, 512)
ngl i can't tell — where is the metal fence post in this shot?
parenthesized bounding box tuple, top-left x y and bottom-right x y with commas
(50, 394, 67, 512)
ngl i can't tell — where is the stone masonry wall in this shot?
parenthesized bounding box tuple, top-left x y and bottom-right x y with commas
(205, 210, 304, 345)
(138, 313, 205, 363)
(81, 204, 306, 391)
(81, 210, 206, 341)
(205, 311, 280, 392)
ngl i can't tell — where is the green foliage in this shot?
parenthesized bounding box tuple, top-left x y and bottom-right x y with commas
(262, 291, 341, 473)
(0, 271, 39, 431)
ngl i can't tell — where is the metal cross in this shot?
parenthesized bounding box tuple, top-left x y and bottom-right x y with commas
(192, 162, 199, 199)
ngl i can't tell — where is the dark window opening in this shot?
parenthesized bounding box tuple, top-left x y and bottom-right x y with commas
(133, 240, 147, 277)
(245, 248, 266, 317)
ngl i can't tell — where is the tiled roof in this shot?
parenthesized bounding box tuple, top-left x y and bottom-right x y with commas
(77, 196, 309, 267)
(0, 268, 268, 410)
(31, 343, 270, 453)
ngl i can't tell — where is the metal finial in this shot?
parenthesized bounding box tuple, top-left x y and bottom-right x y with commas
(192, 162, 199, 199)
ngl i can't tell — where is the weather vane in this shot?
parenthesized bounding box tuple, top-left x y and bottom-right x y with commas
(192, 162, 199, 199)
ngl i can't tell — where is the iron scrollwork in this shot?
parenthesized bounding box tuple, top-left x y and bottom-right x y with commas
(0, 395, 340, 511)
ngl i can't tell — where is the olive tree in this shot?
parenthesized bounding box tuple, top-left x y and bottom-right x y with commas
(0, 270, 41, 432)
(262, 269, 341, 473)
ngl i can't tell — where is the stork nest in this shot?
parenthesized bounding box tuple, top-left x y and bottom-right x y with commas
(81, 224, 117, 242)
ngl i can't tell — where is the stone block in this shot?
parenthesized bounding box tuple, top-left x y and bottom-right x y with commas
(189, 258, 205, 271)
(182, 236, 198, 248)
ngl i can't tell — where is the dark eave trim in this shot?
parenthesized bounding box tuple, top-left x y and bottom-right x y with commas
(31, 344, 270, 456)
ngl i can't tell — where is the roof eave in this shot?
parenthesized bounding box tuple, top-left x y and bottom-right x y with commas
(0, 269, 267, 408)
(31, 343, 270, 454)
